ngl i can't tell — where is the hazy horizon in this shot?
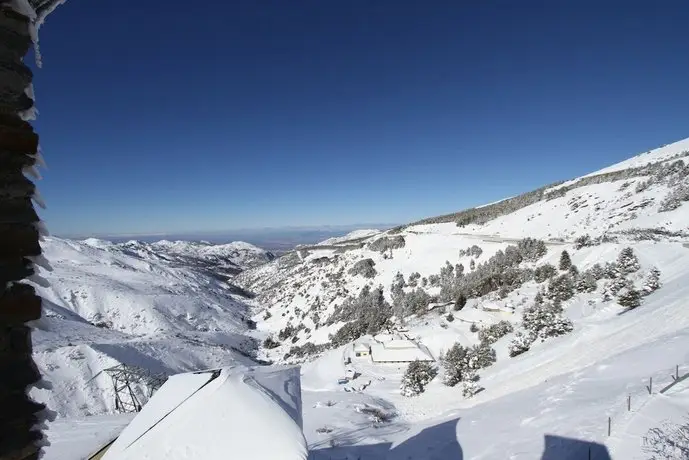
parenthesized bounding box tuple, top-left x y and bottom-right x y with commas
(55, 223, 398, 252)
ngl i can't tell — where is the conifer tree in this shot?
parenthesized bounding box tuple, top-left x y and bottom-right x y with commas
(559, 250, 572, 271)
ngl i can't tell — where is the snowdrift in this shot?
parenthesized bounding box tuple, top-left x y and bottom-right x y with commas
(103, 365, 308, 460)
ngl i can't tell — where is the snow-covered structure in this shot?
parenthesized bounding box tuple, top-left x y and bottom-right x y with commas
(481, 302, 515, 314)
(353, 342, 371, 357)
(370, 339, 434, 363)
(101, 366, 308, 460)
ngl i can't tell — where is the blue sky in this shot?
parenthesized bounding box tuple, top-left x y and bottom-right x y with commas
(32, 1, 689, 237)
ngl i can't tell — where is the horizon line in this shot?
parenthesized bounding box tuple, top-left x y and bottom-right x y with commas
(55, 222, 401, 240)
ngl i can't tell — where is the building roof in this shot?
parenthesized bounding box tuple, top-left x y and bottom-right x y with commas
(370, 342, 434, 363)
(353, 342, 370, 352)
(102, 366, 308, 460)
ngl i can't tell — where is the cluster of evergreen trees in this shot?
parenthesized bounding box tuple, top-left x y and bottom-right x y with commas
(458, 245, 483, 258)
(391, 151, 689, 233)
(477, 320, 513, 345)
(326, 285, 393, 345)
(347, 258, 377, 278)
(432, 238, 548, 304)
(367, 235, 406, 253)
(438, 340, 496, 397)
(400, 361, 437, 397)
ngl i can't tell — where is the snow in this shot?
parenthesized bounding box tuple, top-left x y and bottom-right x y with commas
(102, 366, 307, 460)
(43, 414, 134, 460)
(370, 339, 435, 363)
(28, 237, 259, 418)
(38, 136, 689, 459)
(318, 229, 381, 245)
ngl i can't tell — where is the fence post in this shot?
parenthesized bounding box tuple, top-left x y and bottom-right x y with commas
(627, 394, 631, 411)
(608, 416, 611, 436)
(646, 376, 653, 394)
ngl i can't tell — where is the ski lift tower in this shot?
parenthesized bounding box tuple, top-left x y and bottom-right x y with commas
(104, 364, 168, 413)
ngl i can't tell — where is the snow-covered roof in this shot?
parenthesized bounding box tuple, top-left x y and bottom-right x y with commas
(353, 342, 370, 352)
(102, 366, 307, 460)
(384, 339, 419, 349)
(370, 341, 434, 363)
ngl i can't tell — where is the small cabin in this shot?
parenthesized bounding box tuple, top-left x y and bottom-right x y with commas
(353, 342, 371, 357)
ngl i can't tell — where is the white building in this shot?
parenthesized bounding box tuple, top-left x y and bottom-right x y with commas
(353, 342, 371, 357)
(370, 338, 434, 363)
(102, 366, 308, 460)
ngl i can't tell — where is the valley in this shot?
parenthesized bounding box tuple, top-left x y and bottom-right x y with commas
(36, 137, 689, 459)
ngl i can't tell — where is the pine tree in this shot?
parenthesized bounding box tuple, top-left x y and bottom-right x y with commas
(546, 274, 574, 302)
(522, 302, 573, 340)
(441, 343, 468, 387)
(461, 370, 483, 398)
(559, 250, 572, 271)
(618, 286, 642, 309)
(575, 272, 597, 293)
(534, 291, 545, 305)
(534, 264, 557, 283)
(508, 331, 535, 357)
(400, 360, 437, 397)
(454, 293, 467, 311)
(466, 341, 497, 370)
(617, 247, 641, 275)
(643, 267, 661, 295)
(607, 276, 628, 296)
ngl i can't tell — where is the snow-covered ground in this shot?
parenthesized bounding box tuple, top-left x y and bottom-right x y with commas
(30, 237, 260, 419)
(39, 137, 689, 459)
(318, 229, 382, 245)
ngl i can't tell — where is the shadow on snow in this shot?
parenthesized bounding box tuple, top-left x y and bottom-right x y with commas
(309, 419, 613, 460)
(309, 418, 462, 460)
(540, 434, 612, 460)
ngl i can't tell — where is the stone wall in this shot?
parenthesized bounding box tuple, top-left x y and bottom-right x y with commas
(0, 4, 47, 460)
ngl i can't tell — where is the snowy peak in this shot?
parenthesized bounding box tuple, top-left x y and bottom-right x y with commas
(318, 229, 382, 246)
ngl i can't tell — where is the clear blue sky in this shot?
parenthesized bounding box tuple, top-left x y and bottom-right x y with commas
(32, 1, 689, 237)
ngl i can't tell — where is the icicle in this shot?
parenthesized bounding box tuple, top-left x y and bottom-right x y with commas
(23, 164, 42, 180)
(19, 105, 39, 121)
(34, 146, 47, 169)
(10, 0, 70, 68)
(32, 187, 47, 209)
(9, 0, 37, 20)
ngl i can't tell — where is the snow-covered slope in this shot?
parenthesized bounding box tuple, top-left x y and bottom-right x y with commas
(318, 229, 382, 246)
(39, 137, 689, 459)
(231, 136, 689, 459)
(31, 237, 258, 418)
(117, 239, 275, 278)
